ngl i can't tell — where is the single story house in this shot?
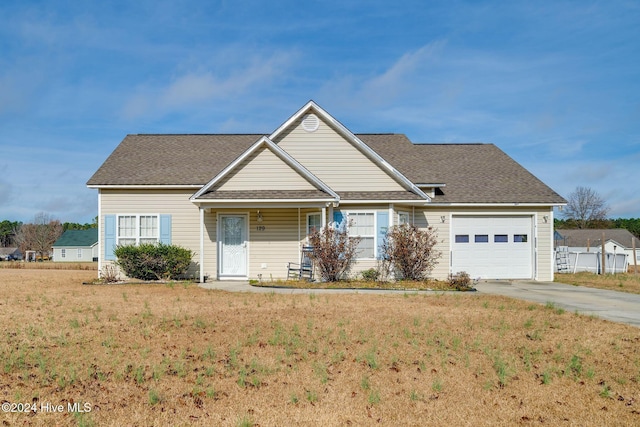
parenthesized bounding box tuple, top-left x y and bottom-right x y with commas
(556, 228, 639, 266)
(87, 101, 566, 282)
(52, 229, 99, 262)
(0, 247, 23, 261)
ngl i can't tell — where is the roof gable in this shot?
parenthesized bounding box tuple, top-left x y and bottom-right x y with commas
(270, 101, 430, 200)
(191, 137, 338, 202)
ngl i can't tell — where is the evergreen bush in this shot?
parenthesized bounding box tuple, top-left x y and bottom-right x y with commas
(114, 243, 193, 281)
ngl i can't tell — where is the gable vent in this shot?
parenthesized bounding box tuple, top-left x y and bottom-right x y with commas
(302, 113, 320, 132)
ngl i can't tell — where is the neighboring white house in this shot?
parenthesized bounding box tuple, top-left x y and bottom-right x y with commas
(87, 101, 566, 282)
(52, 229, 99, 262)
(555, 228, 640, 269)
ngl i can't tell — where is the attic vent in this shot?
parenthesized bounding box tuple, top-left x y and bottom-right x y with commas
(302, 114, 320, 132)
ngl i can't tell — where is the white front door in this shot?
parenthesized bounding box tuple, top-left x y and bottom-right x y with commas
(219, 215, 247, 277)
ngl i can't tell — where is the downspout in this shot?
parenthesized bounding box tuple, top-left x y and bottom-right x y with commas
(199, 207, 204, 283)
(97, 189, 102, 277)
(298, 207, 301, 255)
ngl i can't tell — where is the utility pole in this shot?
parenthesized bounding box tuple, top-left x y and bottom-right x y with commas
(601, 232, 606, 275)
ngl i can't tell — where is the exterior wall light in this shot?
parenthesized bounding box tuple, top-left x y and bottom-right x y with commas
(257, 211, 263, 223)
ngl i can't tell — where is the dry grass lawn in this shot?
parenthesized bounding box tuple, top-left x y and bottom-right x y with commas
(1, 269, 639, 426)
(556, 272, 640, 294)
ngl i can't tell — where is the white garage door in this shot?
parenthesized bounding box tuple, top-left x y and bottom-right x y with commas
(451, 216, 534, 279)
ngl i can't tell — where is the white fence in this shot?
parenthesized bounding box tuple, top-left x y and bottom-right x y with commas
(556, 247, 628, 274)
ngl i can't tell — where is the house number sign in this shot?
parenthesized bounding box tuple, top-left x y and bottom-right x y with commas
(256, 226, 266, 231)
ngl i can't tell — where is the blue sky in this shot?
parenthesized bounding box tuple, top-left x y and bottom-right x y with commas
(1, 0, 638, 224)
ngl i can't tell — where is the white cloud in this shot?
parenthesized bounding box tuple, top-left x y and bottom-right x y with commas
(319, 41, 447, 109)
(121, 51, 296, 120)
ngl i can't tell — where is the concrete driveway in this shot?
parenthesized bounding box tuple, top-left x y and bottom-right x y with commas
(475, 280, 640, 328)
(201, 280, 640, 328)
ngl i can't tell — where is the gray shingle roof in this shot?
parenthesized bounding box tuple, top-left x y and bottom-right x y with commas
(87, 134, 261, 186)
(198, 190, 334, 200)
(360, 135, 565, 204)
(338, 191, 425, 201)
(556, 229, 637, 249)
(87, 133, 565, 205)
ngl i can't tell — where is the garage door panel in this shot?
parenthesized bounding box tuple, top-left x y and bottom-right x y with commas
(452, 216, 533, 280)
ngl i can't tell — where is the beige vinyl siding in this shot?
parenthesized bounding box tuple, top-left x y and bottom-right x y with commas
(537, 208, 554, 281)
(208, 208, 306, 280)
(411, 208, 450, 280)
(100, 189, 213, 278)
(216, 147, 316, 192)
(274, 116, 405, 192)
(244, 208, 300, 280)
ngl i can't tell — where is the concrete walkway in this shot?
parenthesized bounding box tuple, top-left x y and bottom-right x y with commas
(200, 281, 437, 295)
(200, 280, 640, 328)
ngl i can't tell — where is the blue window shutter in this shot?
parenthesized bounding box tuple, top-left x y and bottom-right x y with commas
(104, 215, 116, 260)
(333, 211, 344, 228)
(376, 211, 389, 258)
(160, 214, 172, 244)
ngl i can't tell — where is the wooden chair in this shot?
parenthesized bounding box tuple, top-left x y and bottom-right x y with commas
(287, 246, 314, 281)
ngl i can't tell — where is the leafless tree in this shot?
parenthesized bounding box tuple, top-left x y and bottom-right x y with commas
(14, 212, 63, 260)
(563, 186, 609, 229)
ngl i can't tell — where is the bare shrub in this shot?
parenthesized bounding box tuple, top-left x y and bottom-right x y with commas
(380, 224, 441, 281)
(448, 271, 475, 291)
(100, 264, 120, 283)
(308, 223, 360, 282)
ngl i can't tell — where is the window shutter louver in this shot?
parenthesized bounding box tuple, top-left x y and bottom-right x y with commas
(376, 211, 389, 258)
(104, 215, 116, 260)
(160, 215, 172, 244)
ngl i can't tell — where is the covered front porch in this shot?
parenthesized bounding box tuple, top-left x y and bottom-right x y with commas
(193, 201, 426, 283)
(194, 202, 335, 283)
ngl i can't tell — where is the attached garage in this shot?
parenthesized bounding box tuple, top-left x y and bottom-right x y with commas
(451, 215, 534, 280)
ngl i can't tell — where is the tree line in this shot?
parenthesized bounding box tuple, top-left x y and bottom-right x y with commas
(0, 215, 97, 260)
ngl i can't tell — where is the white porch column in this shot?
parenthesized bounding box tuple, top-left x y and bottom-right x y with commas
(322, 205, 328, 228)
(199, 207, 204, 283)
(389, 204, 394, 227)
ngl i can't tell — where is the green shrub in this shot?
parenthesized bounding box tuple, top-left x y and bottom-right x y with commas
(361, 268, 379, 282)
(114, 243, 193, 281)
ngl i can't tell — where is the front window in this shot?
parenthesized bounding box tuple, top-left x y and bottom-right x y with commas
(117, 215, 159, 246)
(307, 213, 322, 237)
(77, 249, 82, 259)
(61, 249, 66, 258)
(347, 212, 375, 258)
(398, 211, 410, 225)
